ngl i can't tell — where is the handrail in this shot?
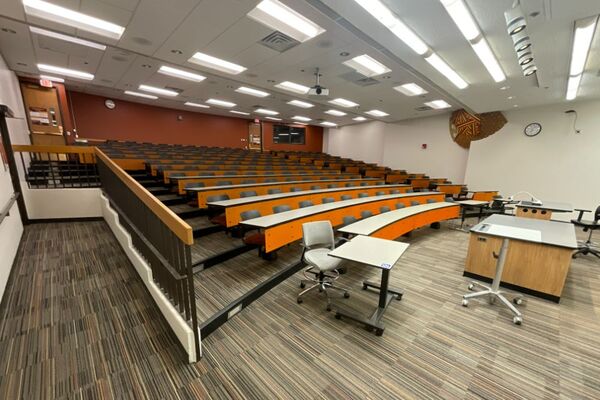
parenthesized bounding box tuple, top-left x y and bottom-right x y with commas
(95, 148, 194, 244)
(0, 193, 20, 226)
(12, 144, 96, 154)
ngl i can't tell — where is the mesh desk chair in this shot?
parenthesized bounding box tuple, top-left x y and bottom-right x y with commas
(297, 221, 350, 311)
(273, 205, 291, 213)
(299, 200, 314, 208)
(571, 206, 600, 259)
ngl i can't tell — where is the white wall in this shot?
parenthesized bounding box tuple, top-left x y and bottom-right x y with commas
(465, 100, 600, 221)
(23, 187, 103, 219)
(325, 121, 386, 164)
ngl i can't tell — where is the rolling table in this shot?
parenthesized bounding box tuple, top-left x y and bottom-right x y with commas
(456, 200, 489, 228)
(328, 235, 409, 336)
(513, 200, 573, 220)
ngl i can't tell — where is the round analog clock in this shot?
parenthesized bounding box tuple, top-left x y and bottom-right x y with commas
(104, 99, 116, 110)
(524, 122, 541, 137)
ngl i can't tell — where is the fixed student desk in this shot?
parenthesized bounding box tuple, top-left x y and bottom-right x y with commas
(386, 173, 409, 184)
(240, 192, 445, 253)
(208, 184, 411, 227)
(407, 177, 430, 189)
(514, 200, 573, 220)
(163, 168, 330, 183)
(469, 191, 499, 201)
(329, 235, 409, 336)
(464, 214, 577, 302)
(338, 202, 459, 239)
(173, 173, 356, 195)
(188, 178, 384, 208)
(433, 184, 465, 197)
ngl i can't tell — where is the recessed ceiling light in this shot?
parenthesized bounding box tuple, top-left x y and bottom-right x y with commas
(124, 90, 157, 100)
(184, 102, 210, 108)
(255, 108, 279, 115)
(275, 81, 310, 94)
(394, 83, 428, 96)
(424, 100, 451, 109)
(158, 65, 206, 82)
(23, 0, 125, 39)
(424, 53, 468, 89)
(513, 104, 519, 108)
(206, 98, 236, 108)
(500, 86, 509, 90)
(37, 63, 94, 80)
(188, 52, 246, 75)
(507, 96, 514, 100)
(230, 110, 250, 115)
(287, 99, 314, 108)
(266, 116, 282, 121)
(29, 26, 106, 50)
(566, 16, 598, 100)
(342, 54, 391, 77)
(235, 86, 270, 97)
(365, 109, 389, 117)
(139, 84, 178, 97)
(40, 75, 64, 83)
(325, 109, 346, 116)
(247, 0, 325, 43)
(328, 98, 359, 108)
(321, 121, 337, 127)
(294, 122, 308, 125)
(292, 115, 311, 121)
(353, 116, 367, 121)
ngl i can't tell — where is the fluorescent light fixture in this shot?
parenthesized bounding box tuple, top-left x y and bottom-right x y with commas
(365, 109, 389, 117)
(425, 53, 468, 89)
(139, 84, 178, 97)
(292, 116, 311, 122)
(158, 66, 206, 82)
(29, 26, 106, 50)
(275, 81, 310, 94)
(37, 64, 94, 80)
(287, 99, 314, 108)
(266, 116, 282, 121)
(471, 39, 506, 82)
(569, 17, 597, 77)
(328, 98, 359, 108)
(23, 0, 125, 40)
(230, 110, 250, 115)
(124, 91, 157, 100)
(424, 99, 451, 109)
(394, 83, 428, 96)
(255, 108, 279, 115)
(40, 75, 64, 83)
(342, 54, 391, 77)
(206, 98, 236, 108)
(321, 121, 337, 127)
(293, 122, 308, 126)
(566, 74, 581, 101)
(353, 116, 367, 121)
(184, 102, 210, 108)
(188, 52, 246, 75)
(235, 86, 270, 97)
(354, 0, 428, 55)
(325, 109, 346, 116)
(247, 0, 325, 43)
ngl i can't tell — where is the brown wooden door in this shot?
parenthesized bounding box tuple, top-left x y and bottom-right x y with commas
(248, 122, 262, 151)
(20, 82, 66, 146)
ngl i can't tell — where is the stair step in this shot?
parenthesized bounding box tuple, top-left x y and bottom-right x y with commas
(157, 194, 187, 206)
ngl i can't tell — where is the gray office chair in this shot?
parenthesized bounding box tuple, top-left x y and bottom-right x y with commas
(310, 185, 321, 190)
(273, 205, 291, 213)
(345, 183, 356, 187)
(241, 179, 256, 184)
(290, 187, 302, 192)
(376, 191, 385, 196)
(224, 171, 236, 175)
(170, 172, 185, 178)
(299, 200, 314, 208)
(390, 189, 400, 194)
(320, 176, 330, 180)
(322, 197, 335, 204)
(184, 182, 204, 189)
(375, 181, 385, 186)
(240, 209, 261, 221)
(342, 215, 357, 226)
(285, 177, 295, 182)
(406, 189, 414, 193)
(358, 193, 369, 198)
(380, 206, 391, 213)
(216, 180, 232, 186)
(445, 197, 455, 202)
(208, 194, 230, 226)
(410, 200, 420, 206)
(246, 172, 258, 175)
(240, 190, 257, 198)
(341, 195, 352, 200)
(395, 203, 405, 209)
(297, 221, 350, 311)
(360, 182, 369, 186)
(268, 188, 282, 194)
(265, 178, 277, 183)
(571, 206, 600, 259)
(327, 184, 338, 188)
(427, 199, 437, 203)
(361, 210, 373, 219)
(206, 194, 229, 202)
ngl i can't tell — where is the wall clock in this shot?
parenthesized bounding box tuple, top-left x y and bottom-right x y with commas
(524, 122, 541, 137)
(104, 99, 116, 110)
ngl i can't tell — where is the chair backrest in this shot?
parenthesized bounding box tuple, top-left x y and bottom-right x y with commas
(299, 200, 314, 208)
(246, 172, 257, 175)
(240, 210, 261, 221)
(376, 191, 385, 196)
(358, 193, 369, 198)
(273, 205, 291, 213)
(302, 221, 334, 250)
(241, 179, 256, 184)
(224, 171, 236, 175)
(395, 203, 405, 209)
(410, 200, 420, 206)
(319, 176, 330, 180)
(290, 187, 302, 192)
(345, 183, 355, 187)
(170, 172, 185, 177)
(445, 197, 455, 202)
(285, 177, 295, 181)
(216, 180, 232, 186)
(207, 194, 230, 202)
(240, 190, 257, 198)
(327, 184, 338, 188)
(310, 185, 321, 190)
(268, 188, 282, 194)
(390, 189, 400, 194)
(375, 181, 385, 186)
(342, 215, 357, 226)
(341, 195, 352, 200)
(406, 188, 414, 193)
(265, 178, 277, 182)
(427, 199, 437, 203)
(322, 197, 335, 204)
(595, 205, 600, 222)
(185, 182, 204, 189)
(380, 206, 391, 213)
(360, 182, 369, 186)
(361, 210, 373, 219)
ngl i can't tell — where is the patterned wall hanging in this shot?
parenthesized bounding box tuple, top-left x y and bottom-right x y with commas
(449, 109, 507, 148)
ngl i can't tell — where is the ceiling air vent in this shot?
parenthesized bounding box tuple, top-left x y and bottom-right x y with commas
(339, 71, 380, 87)
(259, 31, 300, 53)
(415, 106, 433, 111)
(164, 86, 183, 94)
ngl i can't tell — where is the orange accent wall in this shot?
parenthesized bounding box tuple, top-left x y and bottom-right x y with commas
(68, 91, 323, 151)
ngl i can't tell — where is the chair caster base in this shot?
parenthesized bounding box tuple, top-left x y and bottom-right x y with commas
(297, 299, 303, 304)
(462, 299, 469, 307)
(513, 316, 523, 325)
(299, 282, 305, 289)
(335, 313, 341, 320)
(344, 292, 350, 298)
(326, 305, 332, 312)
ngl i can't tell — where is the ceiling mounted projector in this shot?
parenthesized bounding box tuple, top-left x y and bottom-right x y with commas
(308, 68, 329, 96)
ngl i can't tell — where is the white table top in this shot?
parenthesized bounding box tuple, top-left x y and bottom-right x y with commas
(185, 178, 379, 192)
(338, 202, 457, 236)
(515, 200, 573, 213)
(328, 235, 409, 269)
(240, 192, 442, 229)
(457, 200, 489, 206)
(172, 172, 336, 180)
(208, 184, 410, 207)
(471, 214, 577, 249)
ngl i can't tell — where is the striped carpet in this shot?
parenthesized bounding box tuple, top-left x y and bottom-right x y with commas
(0, 220, 598, 399)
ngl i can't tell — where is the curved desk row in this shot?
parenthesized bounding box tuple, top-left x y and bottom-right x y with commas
(161, 167, 333, 183)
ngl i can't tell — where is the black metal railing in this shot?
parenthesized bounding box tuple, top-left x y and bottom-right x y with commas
(96, 149, 200, 360)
